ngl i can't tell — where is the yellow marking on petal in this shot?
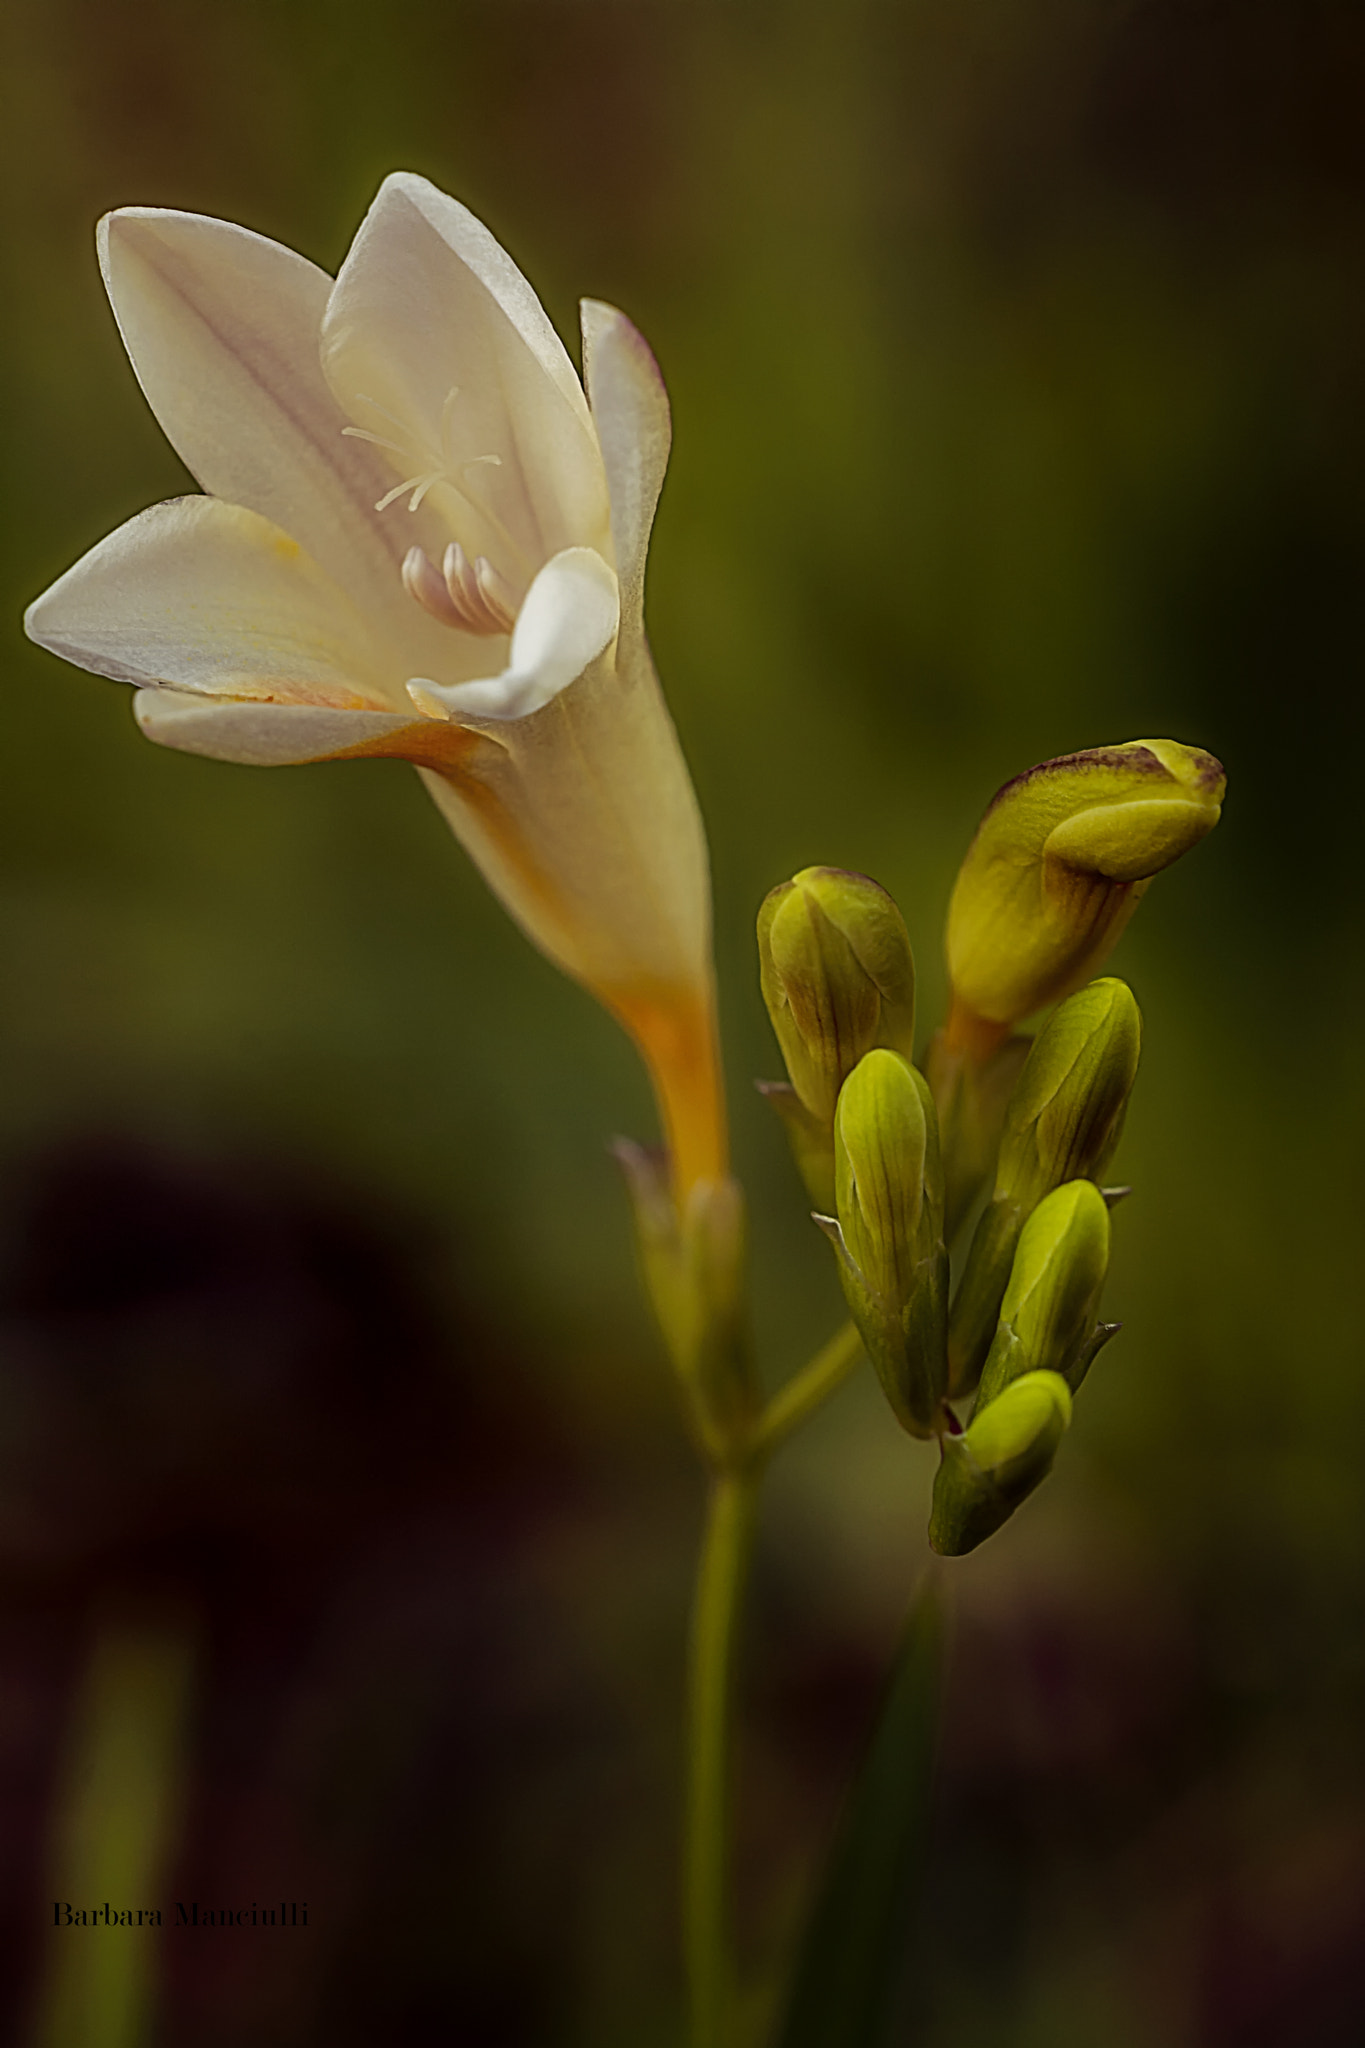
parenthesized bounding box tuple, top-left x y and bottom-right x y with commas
(314, 720, 492, 774)
(405, 681, 451, 721)
(209, 679, 393, 712)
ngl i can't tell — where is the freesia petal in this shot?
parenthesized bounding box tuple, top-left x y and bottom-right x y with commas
(25, 496, 401, 709)
(98, 205, 460, 677)
(581, 300, 671, 635)
(133, 687, 490, 773)
(411, 547, 619, 722)
(321, 174, 611, 582)
(134, 688, 419, 763)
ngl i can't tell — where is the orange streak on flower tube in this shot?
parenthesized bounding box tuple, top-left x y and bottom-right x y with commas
(607, 979, 729, 1197)
(321, 719, 490, 774)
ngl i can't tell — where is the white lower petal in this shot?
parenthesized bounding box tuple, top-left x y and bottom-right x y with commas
(134, 688, 427, 765)
(25, 496, 401, 710)
(409, 547, 619, 722)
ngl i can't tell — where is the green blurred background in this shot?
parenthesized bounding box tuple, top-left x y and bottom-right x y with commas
(2, 1, 1363, 2043)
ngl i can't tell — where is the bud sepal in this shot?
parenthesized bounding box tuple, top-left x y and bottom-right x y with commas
(614, 1140, 759, 1463)
(1065, 1318, 1121, 1394)
(755, 1080, 837, 1216)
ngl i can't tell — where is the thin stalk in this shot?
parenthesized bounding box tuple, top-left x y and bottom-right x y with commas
(37, 1609, 196, 2048)
(685, 1465, 760, 2048)
(752, 1321, 864, 1459)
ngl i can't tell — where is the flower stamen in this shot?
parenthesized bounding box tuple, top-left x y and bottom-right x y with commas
(340, 426, 408, 457)
(343, 391, 532, 577)
(376, 473, 445, 514)
(402, 543, 517, 636)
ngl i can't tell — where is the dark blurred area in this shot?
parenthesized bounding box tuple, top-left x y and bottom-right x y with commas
(2, 0, 1364, 2041)
(0, 1136, 634, 2046)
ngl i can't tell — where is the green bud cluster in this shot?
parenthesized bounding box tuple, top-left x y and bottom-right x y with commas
(752, 734, 1221, 1558)
(757, 867, 916, 1212)
(822, 1049, 948, 1438)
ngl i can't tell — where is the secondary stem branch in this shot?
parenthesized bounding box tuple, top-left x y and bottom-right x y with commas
(753, 1321, 865, 1459)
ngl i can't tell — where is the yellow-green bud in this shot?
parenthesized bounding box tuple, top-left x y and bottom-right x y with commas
(759, 867, 916, 1126)
(836, 1051, 939, 1302)
(997, 977, 1141, 1204)
(948, 980, 1139, 1393)
(823, 1049, 948, 1437)
(975, 1179, 1111, 1411)
(929, 1371, 1072, 1557)
(945, 739, 1224, 1031)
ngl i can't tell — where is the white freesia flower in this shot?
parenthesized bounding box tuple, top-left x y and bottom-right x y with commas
(25, 173, 725, 1193)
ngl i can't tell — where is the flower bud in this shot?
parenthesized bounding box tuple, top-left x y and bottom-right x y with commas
(929, 1371, 1072, 1557)
(945, 739, 1224, 1033)
(759, 868, 916, 1126)
(822, 1049, 948, 1437)
(835, 1050, 939, 1302)
(974, 1179, 1111, 1411)
(948, 979, 1139, 1392)
(998, 976, 1141, 1202)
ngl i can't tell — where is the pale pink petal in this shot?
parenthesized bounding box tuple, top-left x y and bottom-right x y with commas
(25, 496, 402, 709)
(580, 300, 672, 634)
(133, 688, 426, 765)
(321, 174, 611, 585)
(98, 205, 457, 676)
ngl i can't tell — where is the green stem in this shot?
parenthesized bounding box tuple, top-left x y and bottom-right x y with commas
(682, 1323, 864, 2044)
(686, 1465, 760, 2048)
(752, 1321, 865, 1459)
